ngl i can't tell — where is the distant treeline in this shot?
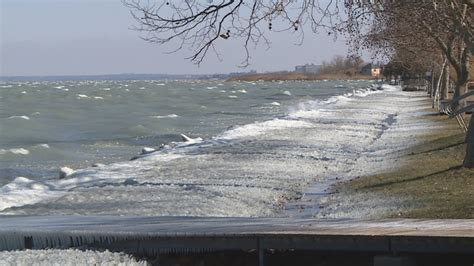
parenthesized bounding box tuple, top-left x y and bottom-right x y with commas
(319, 55, 366, 76)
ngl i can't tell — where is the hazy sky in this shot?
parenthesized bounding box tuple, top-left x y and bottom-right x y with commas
(1, 0, 350, 76)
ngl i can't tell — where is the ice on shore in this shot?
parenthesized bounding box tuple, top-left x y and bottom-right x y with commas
(0, 249, 146, 265)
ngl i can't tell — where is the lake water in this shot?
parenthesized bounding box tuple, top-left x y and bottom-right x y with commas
(0, 79, 377, 215)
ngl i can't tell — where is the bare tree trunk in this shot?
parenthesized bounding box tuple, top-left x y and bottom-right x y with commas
(463, 115, 474, 168)
(429, 66, 434, 96)
(441, 64, 449, 100)
(452, 46, 471, 109)
(453, 81, 469, 108)
(434, 58, 448, 109)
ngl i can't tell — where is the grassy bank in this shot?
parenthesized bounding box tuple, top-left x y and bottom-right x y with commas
(333, 114, 474, 219)
(227, 72, 373, 81)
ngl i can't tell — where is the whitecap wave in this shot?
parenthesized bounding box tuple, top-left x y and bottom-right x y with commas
(7, 115, 30, 120)
(0, 177, 63, 211)
(151, 114, 180, 119)
(8, 115, 30, 120)
(36, 144, 50, 149)
(216, 119, 313, 140)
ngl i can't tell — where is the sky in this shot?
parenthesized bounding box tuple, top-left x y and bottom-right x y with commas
(1, 0, 350, 76)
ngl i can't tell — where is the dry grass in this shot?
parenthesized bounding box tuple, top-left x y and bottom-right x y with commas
(335, 115, 474, 219)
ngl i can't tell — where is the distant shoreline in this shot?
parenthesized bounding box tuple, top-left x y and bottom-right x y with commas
(1, 72, 377, 82)
(0, 73, 227, 82)
(227, 72, 375, 81)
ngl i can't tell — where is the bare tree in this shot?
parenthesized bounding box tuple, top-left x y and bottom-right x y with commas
(345, 0, 472, 102)
(345, 0, 473, 167)
(123, 0, 342, 66)
(124, 0, 474, 167)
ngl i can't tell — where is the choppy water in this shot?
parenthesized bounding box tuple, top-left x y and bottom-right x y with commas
(2, 79, 399, 216)
(0, 79, 367, 186)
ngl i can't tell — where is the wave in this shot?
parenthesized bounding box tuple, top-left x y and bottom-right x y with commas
(216, 119, 313, 140)
(151, 114, 180, 119)
(0, 148, 30, 155)
(288, 87, 381, 119)
(7, 115, 30, 120)
(0, 177, 63, 211)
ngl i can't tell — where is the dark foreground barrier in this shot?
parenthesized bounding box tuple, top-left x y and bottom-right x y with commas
(0, 216, 473, 265)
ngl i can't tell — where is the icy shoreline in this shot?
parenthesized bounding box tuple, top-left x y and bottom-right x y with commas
(0, 84, 435, 217)
(286, 85, 451, 218)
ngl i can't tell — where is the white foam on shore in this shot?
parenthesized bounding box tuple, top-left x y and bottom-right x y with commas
(217, 119, 313, 140)
(0, 177, 63, 211)
(0, 150, 187, 212)
(288, 87, 381, 119)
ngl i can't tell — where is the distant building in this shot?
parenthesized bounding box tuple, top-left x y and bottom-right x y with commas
(295, 64, 321, 74)
(360, 63, 382, 77)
